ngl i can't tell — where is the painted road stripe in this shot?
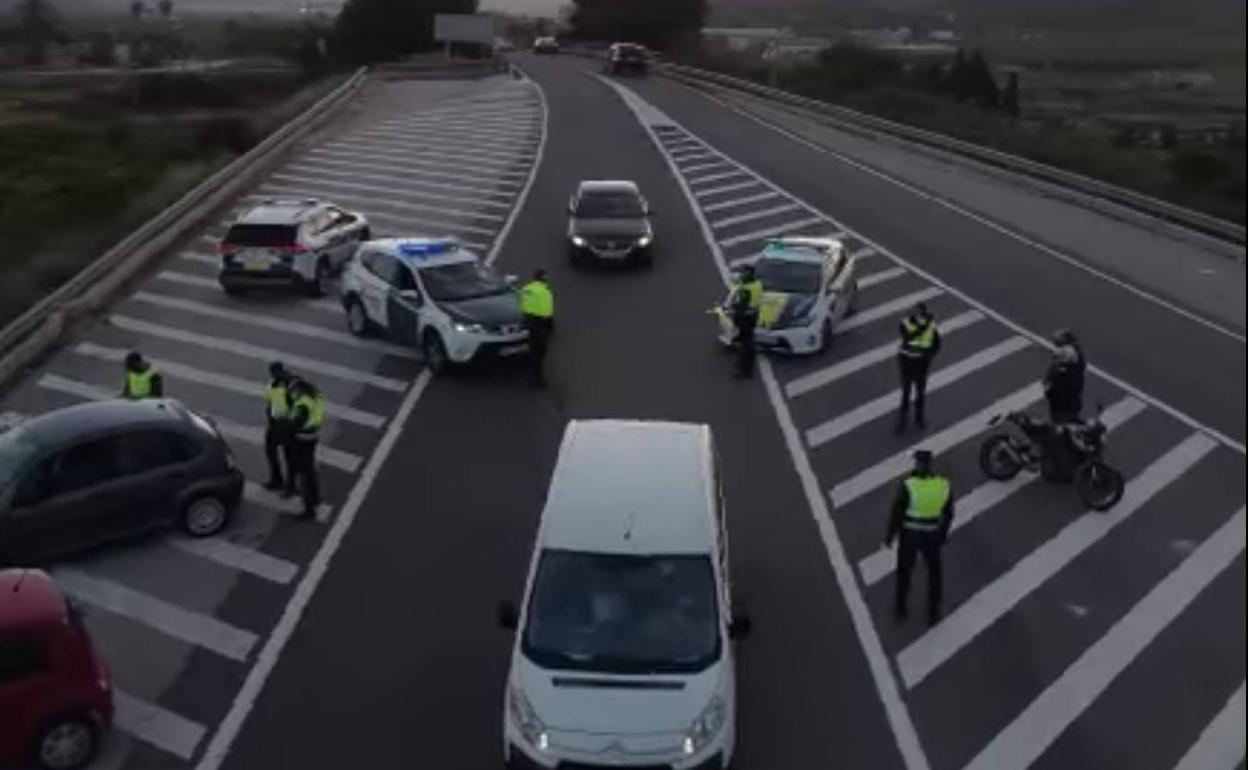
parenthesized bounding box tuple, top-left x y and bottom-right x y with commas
(702, 191, 782, 213)
(167, 537, 299, 585)
(322, 140, 526, 172)
(153, 271, 339, 315)
(257, 182, 507, 222)
(113, 689, 207, 760)
(684, 161, 731, 175)
(719, 216, 826, 248)
(837, 287, 945, 333)
(695, 180, 762, 199)
(360, 123, 539, 147)
(806, 336, 1031, 448)
(36, 374, 362, 473)
(961, 506, 1244, 770)
(1173, 681, 1246, 770)
(244, 480, 333, 522)
(270, 172, 512, 210)
(111, 315, 409, 392)
(254, 187, 499, 236)
(307, 146, 528, 181)
(688, 169, 750, 186)
(74, 343, 386, 429)
(292, 152, 523, 188)
(129, 291, 420, 360)
(711, 203, 803, 230)
(857, 396, 1147, 586)
(388, 112, 537, 128)
(331, 136, 536, 165)
(282, 161, 516, 199)
(54, 567, 258, 661)
(179, 251, 218, 268)
(899, 432, 1220, 690)
(858, 266, 908, 289)
(672, 150, 720, 164)
(830, 381, 1046, 508)
(786, 310, 985, 399)
(850, 246, 878, 261)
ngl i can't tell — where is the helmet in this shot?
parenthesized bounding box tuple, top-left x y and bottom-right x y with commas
(1051, 328, 1077, 347)
(124, 351, 143, 370)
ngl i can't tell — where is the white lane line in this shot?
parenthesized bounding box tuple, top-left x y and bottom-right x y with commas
(113, 689, 207, 760)
(167, 537, 299, 585)
(711, 202, 804, 230)
(110, 315, 409, 392)
(366, 123, 539, 145)
(850, 246, 879, 262)
(385, 113, 537, 129)
(961, 506, 1244, 770)
(74, 342, 386, 430)
(806, 336, 1032, 447)
(688, 169, 750, 186)
(838, 286, 945, 333)
(672, 150, 720, 163)
(830, 381, 1046, 507)
(600, 75, 932, 770)
(152, 271, 340, 315)
(695, 180, 762, 199)
(701, 190, 782, 213)
(291, 152, 523, 189)
(684, 160, 731, 175)
(899, 432, 1220, 690)
(280, 162, 516, 199)
(253, 187, 500, 237)
(331, 136, 537, 165)
(179, 251, 218, 268)
(1173, 681, 1246, 770)
(243, 480, 333, 523)
(36, 374, 362, 473)
(321, 140, 527, 172)
(719, 216, 826, 247)
(129, 290, 420, 360)
(256, 182, 507, 222)
(306, 146, 528, 181)
(54, 567, 258, 662)
(786, 310, 986, 399)
(269, 173, 513, 211)
(857, 395, 1147, 586)
(858, 266, 908, 289)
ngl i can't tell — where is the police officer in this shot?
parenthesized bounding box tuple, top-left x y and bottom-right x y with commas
(286, 378, 325, 520)
(1044, 328, 1086, 423)
(895, 303, 941, 433)
(121, 351, 163, 400)
(519, 269, 555, 388)
(263, 362, 293, 491)
(885, 449, 954, 626)
(731, 264, 763, 378)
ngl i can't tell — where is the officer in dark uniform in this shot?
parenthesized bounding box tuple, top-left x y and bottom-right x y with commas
(731, 265, 763, 378)
(885, 450, 955, 626)
(895, 303, 941, 433)
(263, 362, 293, 491)
(285, 378, 325, 520)
(121, 351, 163, 400)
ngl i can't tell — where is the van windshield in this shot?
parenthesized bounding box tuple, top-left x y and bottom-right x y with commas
(521, 550, 721, 675)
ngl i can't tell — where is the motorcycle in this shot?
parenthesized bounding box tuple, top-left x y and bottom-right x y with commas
(979, 405, 1125, 511)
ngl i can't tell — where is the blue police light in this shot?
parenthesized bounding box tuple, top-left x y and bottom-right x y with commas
(397, 238, 457, 258)
(764, 240, 787, 252)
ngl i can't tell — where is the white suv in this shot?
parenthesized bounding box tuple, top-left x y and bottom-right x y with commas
(499, 420, 749, 770)
(218, 198, 370, 297)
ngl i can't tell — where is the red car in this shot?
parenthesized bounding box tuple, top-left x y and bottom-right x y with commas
(0, 569, 112, 770)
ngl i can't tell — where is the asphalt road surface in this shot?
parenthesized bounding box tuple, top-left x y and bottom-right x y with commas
(2, 56, 1243, 770)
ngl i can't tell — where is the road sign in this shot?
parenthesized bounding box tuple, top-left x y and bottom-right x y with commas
(433, 14, 495, 45)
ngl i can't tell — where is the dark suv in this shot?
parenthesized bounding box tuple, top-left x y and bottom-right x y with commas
(605, 43, 648, 75)
(567, 180, 655, 267)
(0, 400, 244, 565)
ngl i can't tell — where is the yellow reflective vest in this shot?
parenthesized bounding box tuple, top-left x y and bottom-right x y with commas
(292, 393, 325, 440)
(904, 476, 950, 530)
(265, 381, 290, 419)
(520, 280, 554, 319)
(124, 368, 157, 399)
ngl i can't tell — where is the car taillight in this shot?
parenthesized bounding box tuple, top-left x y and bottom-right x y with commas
(277, 244, 307, 254)
(218, 242, 237, 254)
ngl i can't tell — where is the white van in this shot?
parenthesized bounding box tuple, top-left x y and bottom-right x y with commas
(499, 420, 749, 770)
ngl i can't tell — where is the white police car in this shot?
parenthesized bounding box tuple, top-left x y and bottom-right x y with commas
(715, 236, 859, 355)
(341, 238, 529, 373)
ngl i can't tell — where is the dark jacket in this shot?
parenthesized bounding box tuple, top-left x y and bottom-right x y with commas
(886, 472, 955, 544)
(1044, 347, 1086, 404)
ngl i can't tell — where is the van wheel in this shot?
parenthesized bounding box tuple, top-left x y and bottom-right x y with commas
(182, 494, 229, 537)
(34, 715, 98, 770)
(423, 332, 450, 375)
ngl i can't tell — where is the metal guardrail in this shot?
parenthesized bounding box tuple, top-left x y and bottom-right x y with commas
(659, 63, 1246, 246)
(0, 67, 369, 388)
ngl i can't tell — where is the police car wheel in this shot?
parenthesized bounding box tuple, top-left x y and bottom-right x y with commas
(846, 281, 860, 316)
(345, 297, 371, 337)
(423, 332, 450, 374)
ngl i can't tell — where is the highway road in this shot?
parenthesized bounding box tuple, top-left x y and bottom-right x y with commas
(1, 54, 1243, 770)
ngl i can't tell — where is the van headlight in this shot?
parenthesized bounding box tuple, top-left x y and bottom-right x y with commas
(637, 235, 652, 248)
(681, 695, 726, 756)
(508, 684, 547, 750)
(571, 235, 587, 247)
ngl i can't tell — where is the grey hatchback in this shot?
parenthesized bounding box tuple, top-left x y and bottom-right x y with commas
(0, 399, 244, 565)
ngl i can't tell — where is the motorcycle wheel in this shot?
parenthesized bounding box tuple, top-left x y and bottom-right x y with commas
(979, 435, 1023, 480)
(1076, 461, 1125, 511)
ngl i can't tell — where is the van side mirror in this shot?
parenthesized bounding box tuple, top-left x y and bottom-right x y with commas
(728, 613, 752, 641)
(497, 601, 519, 631)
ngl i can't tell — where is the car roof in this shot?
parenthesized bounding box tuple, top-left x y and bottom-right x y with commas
(577, 180, 641, 195)
(367, 237, 480, 270)
(234, 198, 324, 226)
(14, 398, 187, 449)
(540, 420, 716, 556)
(757, 236, 844, 265)
(0, 569, 67, 632)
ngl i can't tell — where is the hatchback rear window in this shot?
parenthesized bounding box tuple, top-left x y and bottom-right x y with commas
(224, 224, 299, 248)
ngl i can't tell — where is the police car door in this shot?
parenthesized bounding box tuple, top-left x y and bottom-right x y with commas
(322, 206, 361, 269)
(385, 261, 424, 347)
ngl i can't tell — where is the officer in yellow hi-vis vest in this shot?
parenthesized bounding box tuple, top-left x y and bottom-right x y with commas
(895, 302, 942, 433)
(121, 351, 163, 400)
(885, 450, 954, 626)
(286, 378, 325, 521)
(519, 269, 555, 388)
(731, 265, 764, 378)
(263, 362, 293, 492)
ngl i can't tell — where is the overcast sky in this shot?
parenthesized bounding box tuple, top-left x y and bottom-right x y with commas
(480, 0, 563, 17)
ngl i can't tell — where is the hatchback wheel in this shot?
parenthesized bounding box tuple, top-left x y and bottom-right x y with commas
(182, 495, 228, 537)
(35, 716, 97, 770)
(423, 332, 450, 375)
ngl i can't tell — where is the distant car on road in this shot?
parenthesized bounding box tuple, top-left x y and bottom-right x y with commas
(340, 237, 530, 374)
(218, 197, 370, 297)
(715, 236, 859, 354)
(0, 568, 113, 770)
(604, 42, 649, 76)
(567, 180, 655, 267)
(532, 37, 560, 55)
(0, 399, 244, 565)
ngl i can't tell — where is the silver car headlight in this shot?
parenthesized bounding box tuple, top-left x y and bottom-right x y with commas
(637, 235, 652, 248)
(508, 684, 548, 750)
(571, 235, 587, 247)
(453, 321, 487, 334)
(681, 695, 727, 756)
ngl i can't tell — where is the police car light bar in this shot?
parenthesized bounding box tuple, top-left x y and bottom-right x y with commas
(397, 237, 459, 258)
